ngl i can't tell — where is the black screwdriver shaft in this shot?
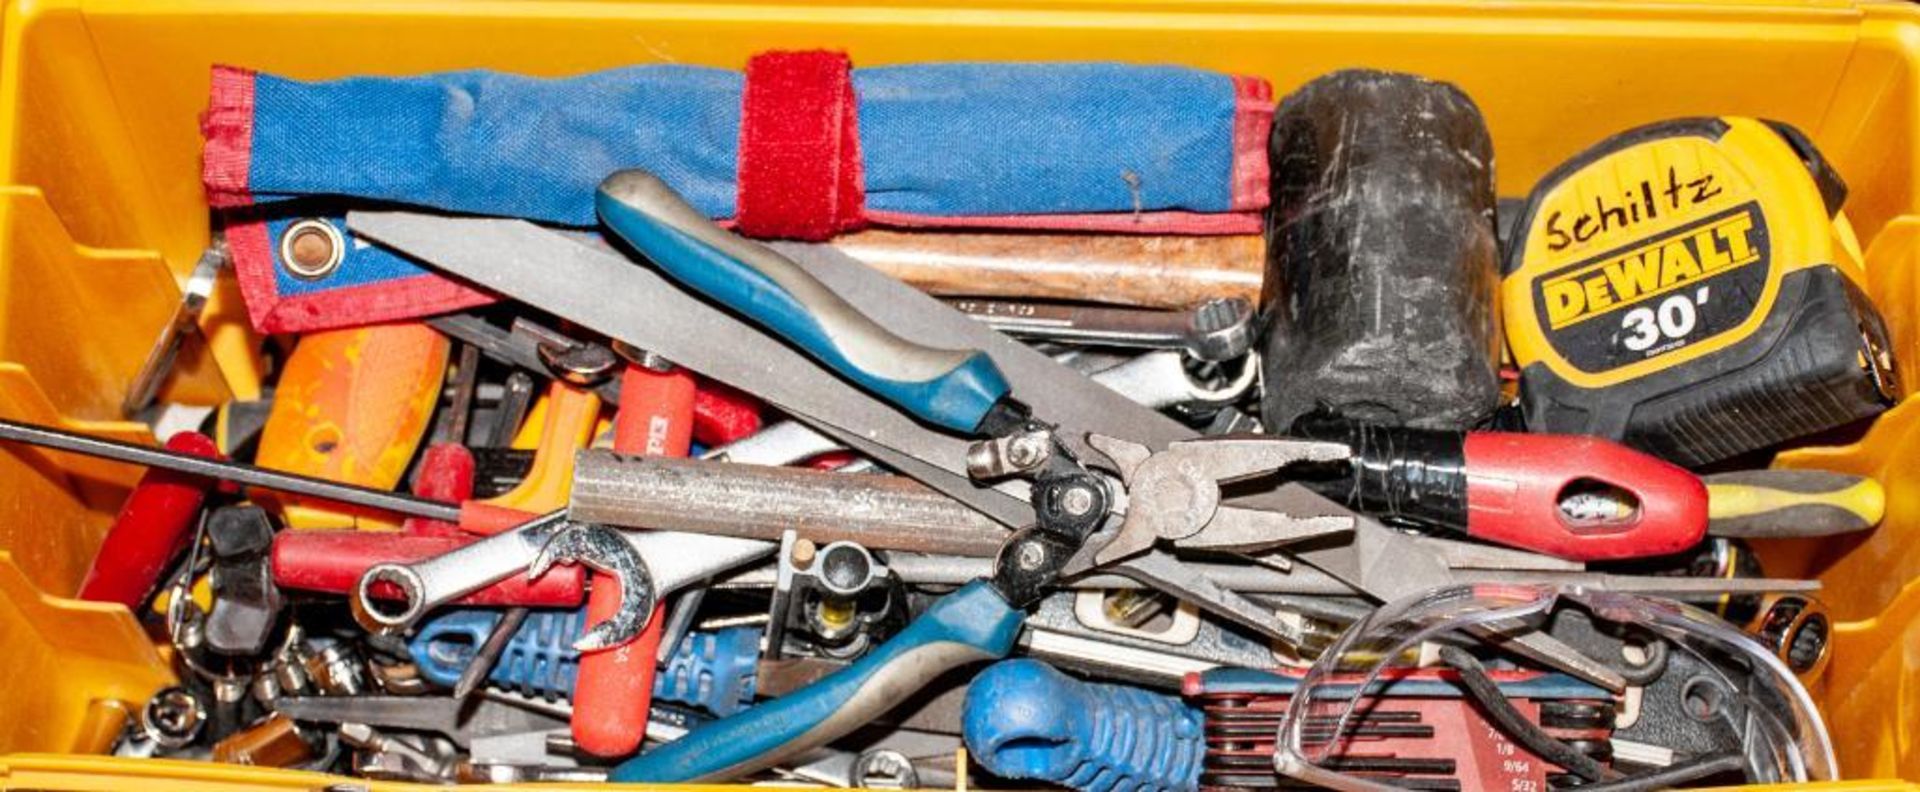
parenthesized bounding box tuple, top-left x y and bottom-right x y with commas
(0, 417, 461, 522)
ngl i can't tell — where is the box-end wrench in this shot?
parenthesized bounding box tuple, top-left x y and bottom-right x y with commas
(428, 314, 622, 402)
(947, 296, 1255, 362)
(1089, 349, 1258, 410)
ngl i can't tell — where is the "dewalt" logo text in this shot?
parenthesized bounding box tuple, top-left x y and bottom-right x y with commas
(1542, 211, 1759, 329)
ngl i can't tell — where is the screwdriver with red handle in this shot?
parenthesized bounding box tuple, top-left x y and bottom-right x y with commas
(270, 443, 581, 605)
(76, 431, 225, 608)
(572, 358, 697, 757)
(0, 416, 542, 527)
(1289, 413, 1709, 561)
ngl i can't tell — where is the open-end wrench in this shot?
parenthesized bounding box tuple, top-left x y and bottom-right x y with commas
(552, 527, 772, 652)
(428, 314, 622, 401)
(947, 296, 1255, 362)
(124, 243, 228, 417)
(527, 523, 655, 652)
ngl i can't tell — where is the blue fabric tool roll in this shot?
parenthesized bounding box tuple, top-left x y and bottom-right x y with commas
(205, 59, 1270, 332)
(222, 63, 1246, 220)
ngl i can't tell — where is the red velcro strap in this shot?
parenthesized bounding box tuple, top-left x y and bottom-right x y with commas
(735, 51, 865, 240)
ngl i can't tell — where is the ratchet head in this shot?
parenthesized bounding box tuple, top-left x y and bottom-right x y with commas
(529, 523, 657, 652)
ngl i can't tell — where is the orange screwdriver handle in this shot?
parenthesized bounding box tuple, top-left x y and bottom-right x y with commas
(255, 323, 449, 530)
(573, 363, 696, 757)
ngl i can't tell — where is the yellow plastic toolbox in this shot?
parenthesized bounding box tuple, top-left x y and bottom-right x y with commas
(3, 0, 1920, 788)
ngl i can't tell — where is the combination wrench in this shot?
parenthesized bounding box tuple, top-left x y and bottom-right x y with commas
(946, 296, 1256, 362)
(351, 511, 772, 651)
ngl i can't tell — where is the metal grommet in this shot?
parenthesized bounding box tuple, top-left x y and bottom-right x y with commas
(278, 218, 346, 281)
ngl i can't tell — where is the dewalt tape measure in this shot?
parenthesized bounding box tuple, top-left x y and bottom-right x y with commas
(1504, 117, 1898, 466)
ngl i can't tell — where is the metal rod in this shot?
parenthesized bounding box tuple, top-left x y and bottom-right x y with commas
(454, 607, 529, 699)
(721, 552, 1820, 597)
(434, 342, 481, 447)
(0, 417, 461, 522)
(486, 371, 538, 448)
(569, 449, 1007, 556)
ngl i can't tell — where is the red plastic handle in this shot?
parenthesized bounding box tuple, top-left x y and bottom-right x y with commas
(1461, 432, 1707, 561)
(402, 443, 476, 537)
(692, 380, 763, 447)
(77, 431, 223, 608)
(269, 530, 584, 606)
(573, 364, 699, 757)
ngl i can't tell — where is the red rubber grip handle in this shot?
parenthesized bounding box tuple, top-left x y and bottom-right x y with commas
(77, 431, 222, 608)
(457, 500, 541, 535)
(1462, 432, 1707, 561)
(573, 364, 698, 757)
(692, 381, 763, 447)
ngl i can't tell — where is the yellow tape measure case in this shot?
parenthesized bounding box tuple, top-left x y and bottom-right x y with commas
(1502, 117, 1898, 466)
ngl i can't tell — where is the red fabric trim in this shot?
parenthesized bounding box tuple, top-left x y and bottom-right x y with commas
(862, 208, 1263, 235)
(261, 272, 497, 334)
(1229, 75, 1274, 213)
(202, 66, 257, 209)
(735, 51, 866, 240)
(226, 215, 282, 331)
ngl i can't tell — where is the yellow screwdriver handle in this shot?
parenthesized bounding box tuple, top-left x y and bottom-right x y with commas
(1705, 469, 1884, 539)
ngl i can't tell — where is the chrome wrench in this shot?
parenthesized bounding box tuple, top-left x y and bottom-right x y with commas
(351, 511, 580, 637)
(352, 512, 769, 651)
(1088, 350, 1260, 411)
(947, 296, 1255, 362)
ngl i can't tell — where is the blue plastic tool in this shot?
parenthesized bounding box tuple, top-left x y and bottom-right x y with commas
(409, 609, 760, 716)
(963, 659, 1205, 792)
(610, 579, 1024, 782)
(595, 169, 1011, 434)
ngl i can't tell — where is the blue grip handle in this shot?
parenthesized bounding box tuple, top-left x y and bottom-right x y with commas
(610, 579, 1024, 782)
(409, 610, 761, 716)
(596, 170, 1011, 434)
(964, 659, 1206, 792)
